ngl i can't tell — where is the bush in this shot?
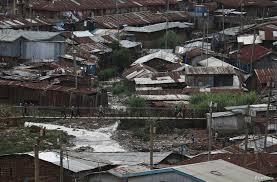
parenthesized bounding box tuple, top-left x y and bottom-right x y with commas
(189, 92, 257, 111)
(112, 81, 134, 95)
(98, 67, 117, 81)
(127, 96, 146, 108)
(112, 48, 133, 72)
(158, 30, 182, 49)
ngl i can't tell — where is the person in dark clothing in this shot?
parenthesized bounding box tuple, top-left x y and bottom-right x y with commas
(70, 106, 75, 119)
(23, 102, 27, 117)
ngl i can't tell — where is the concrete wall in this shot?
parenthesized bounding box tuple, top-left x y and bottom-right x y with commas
(211, 115, 244, 131)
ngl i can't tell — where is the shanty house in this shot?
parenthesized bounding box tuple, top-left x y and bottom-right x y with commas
(90, 160, 273, 182)
(184, 66, 240, 88)
(124, 22, 193, 48)
(0, 30, 65, 61)
(208, 111, 245, 132)
(0, 80, 108, 107)
(30, 0, 179, 18)
(253, 68, 276, 90)
(215, 0, 275, 17)
(0, 152, 113, 182)
(131, 50, 182, 72)
(230, 44, 273, 73)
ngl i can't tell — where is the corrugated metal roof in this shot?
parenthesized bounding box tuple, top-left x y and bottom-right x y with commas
(179, 153, 277, 176)
(0, 16, 53, 29)
(185, 66, 236, 75)
(68, 152, 172, 165)
(215, 0, 275, 8)
(28, 151, 111, 173)
(255, 68, 277, 84)
(0, 29, 61, 42)
(198, 57, 235, 67)
(236, 44, 271, 64)
(120, 40, 141, 48)
(174, 159, 272, 182)
(109, 165, 151, 178)
(124, 22, 192, 33)
(132, 50, 180, 66)
(0, 79, 97, 94)
(92, 11, 190, 29)
(31, 0, 179, 12)
(123, 64, 157, 80)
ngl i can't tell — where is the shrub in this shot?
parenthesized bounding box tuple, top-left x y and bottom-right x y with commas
(98, 67, 117, 81)
(127, 96, 146, 108)
(112, 81, 134, 95)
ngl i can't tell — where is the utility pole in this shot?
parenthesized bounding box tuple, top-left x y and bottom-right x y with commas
(34, 138, 40, 182)
(165, 0, 169, 49)
(208, 102, 217, 161)
(71, 15, 78, 89)
(59, 135, 64, 182)
(149, 120, 156, 169)
(243, 105, 254, 166)
(265, 79, 274, 151)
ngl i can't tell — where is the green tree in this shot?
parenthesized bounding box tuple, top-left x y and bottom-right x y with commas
(112, 48, 132, 72)
(158, 30, 182, 49)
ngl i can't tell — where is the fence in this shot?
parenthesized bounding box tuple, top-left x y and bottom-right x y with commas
(13, 106, 208, 119)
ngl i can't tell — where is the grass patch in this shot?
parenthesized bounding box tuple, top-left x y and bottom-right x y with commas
(189, 92, 257, 111)
(0, 127, 74, 155)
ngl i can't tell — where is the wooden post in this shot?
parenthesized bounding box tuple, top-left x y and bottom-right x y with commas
(149, 121, 154, 169)
(60, 135, 64, 182)
(265, 79, 273, 151)
(34, 138, 40, 182)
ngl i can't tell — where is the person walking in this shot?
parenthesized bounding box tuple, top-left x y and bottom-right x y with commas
(70, 106, 75, 119)
(98, 105, 104, 117)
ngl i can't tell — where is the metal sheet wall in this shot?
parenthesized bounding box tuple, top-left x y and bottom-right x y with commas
(20, 41, 65, 60)
(0, 41, 21, 57)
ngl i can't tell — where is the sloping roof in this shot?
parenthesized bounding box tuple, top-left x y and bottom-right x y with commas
(92, 11, 190, 29)
(0, 29, 61, 42)
(255, 68, 277, 84)
(0, 16, 53, 29)
(73, 30, 94, 37)
(123, 64, 157, 80)
(120, 40, 141, 48)
(134, 71, 186, 85)
(185, 66, 236, 75)
(109, 165, 151, 178)
(198, 57, 234, 67)
(132, 50, 180, 66)
(68, 152, 172, 165)
(174, 159, 272, 182)
(112, 160, 272, 181)
(31, 0, 179, 12)
(0, 79, 97, 94)
(124, 22, 192, 33)
(175, 41, 211, 55)
(27, 151, 111, 173)
(237, 44, 271, 64)
(178, 153, 277, 176)
(215, 0, 275, 8)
